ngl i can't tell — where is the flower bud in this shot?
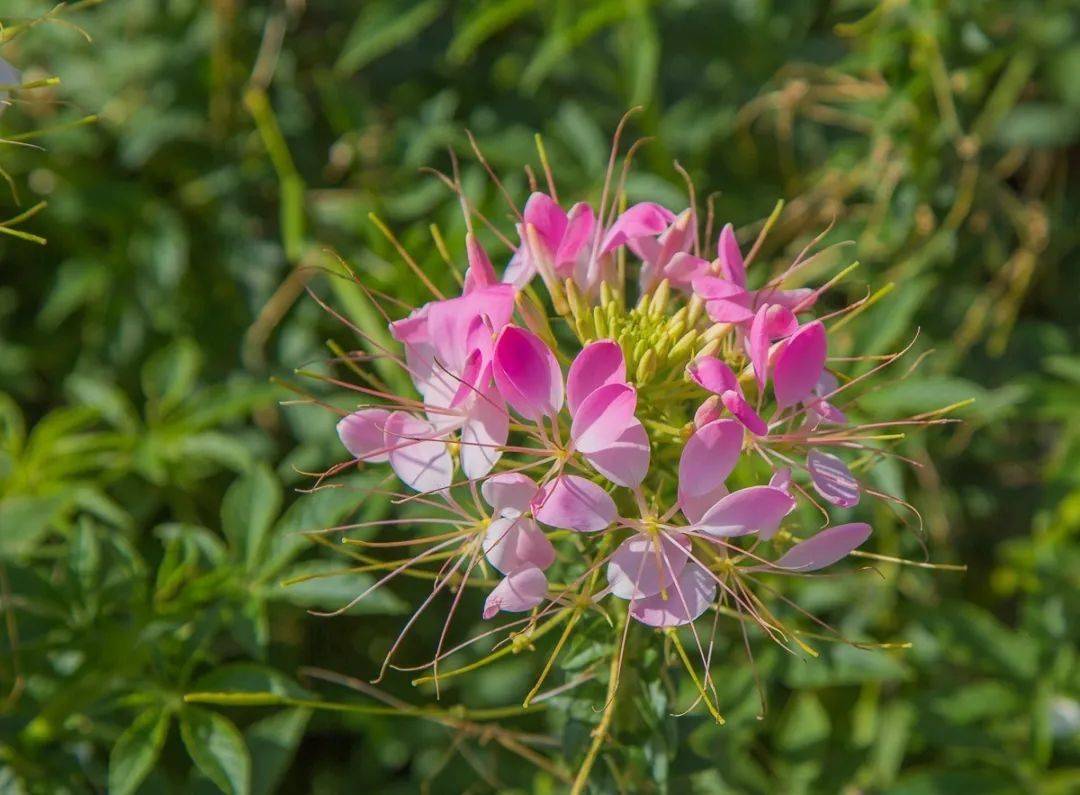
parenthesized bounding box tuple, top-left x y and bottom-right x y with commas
(636, 350, 658, 384)
(649, 279, 671, 317)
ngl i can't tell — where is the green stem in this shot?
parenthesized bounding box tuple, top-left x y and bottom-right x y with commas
(183, 691, 541, 722)
(570, 608, 626, 795)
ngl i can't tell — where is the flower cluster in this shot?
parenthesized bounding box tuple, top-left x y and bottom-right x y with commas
(318, 133, 936, 698)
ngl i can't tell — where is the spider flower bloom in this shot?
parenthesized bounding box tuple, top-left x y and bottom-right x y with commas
(311, 128, 954, 729)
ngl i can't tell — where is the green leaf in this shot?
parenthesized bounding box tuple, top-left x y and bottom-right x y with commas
(180, 706, 251, 795)
(262, 473, 379, 577)
(247, 709, 312, 795)
(335, 0, 446, 75)
(142, 338, 202, 420)
(108, 707, 170, 795)
(273, 559, 408, 615)
(221, 465, 281, 570)
(0, 494, 67, 560)
(192, 664, 312, 699)
(448, 0, 536, 63)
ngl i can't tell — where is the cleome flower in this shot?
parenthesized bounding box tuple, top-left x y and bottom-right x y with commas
(300, 119, 959, 728)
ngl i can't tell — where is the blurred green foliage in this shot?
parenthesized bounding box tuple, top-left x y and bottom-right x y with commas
(0, 0, 1077, 792)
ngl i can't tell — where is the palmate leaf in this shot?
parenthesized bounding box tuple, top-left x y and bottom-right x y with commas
(0, 493, 68, 559)
(246, 709, 313, 795)
(108, 706, 171, 795)
(141, 337, 202, 421)
(180, 706, 252, 795)
(221, 464, 282, 571)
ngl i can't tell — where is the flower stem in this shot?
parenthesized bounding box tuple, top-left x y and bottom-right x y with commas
(570, 607, 627, 795)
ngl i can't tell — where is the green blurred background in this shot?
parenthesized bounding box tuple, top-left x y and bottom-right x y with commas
(1, 0, 1077, 792)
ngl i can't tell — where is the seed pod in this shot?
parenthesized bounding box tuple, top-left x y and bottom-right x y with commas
(649, 279, 671, 317)
(517, 292, 557, 347)
(695, 338, 721, 360)
(606, 302, 621, 339)
(702, 322, 732, 344)
(575, 310, 595, 342)
(599, 281, 614, 309)
(564, 278, 586, 323)
(668, 329, 700, 360)
(593, 305, 608, 339)
(636, 350, 658, 383)
(687, 293, 706, 326)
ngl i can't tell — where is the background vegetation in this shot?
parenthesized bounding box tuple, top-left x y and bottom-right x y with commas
(1, 0, 1077, 792)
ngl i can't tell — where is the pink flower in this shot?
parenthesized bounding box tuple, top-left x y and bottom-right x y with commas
(533, 474, 617, 533)
(480, 473, 556, 574)
(505, 192, 596, 292)
(687, 356, 768, 436)
(336, 281, 517, 488)
(693, 224, 815, 318)
(803, 370, 847, 428)
(482, 565, 548, 619)
(806, 450, 860, 509)
(602, 206, 699, 293)
(771, 320, 827, 409)
(492, 331, 650, 487)
(479, 472, 558, 620)
(764, 523, 871, 571)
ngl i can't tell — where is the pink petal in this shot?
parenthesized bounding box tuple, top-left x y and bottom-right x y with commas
(705, 298, 756, 324)
(769, 467, 792, 492)
(680, 485, 729, 526)
(570, 383, 637, 455)
(601, 202, 676, 253)
(773, 321, 827, 409)
(584, 419, 650, 487)
(448, 348, 486, 409)
(567, 340, 626, 416)
(773, 523, 871, 571)
(463, 233, 497, 293)
(717, 223, 746, 288)
(481, 472, 539, 517)
(749, 307, 771, 388)
(721, 390, 768, 436)
(483, 517, 555, 575)
(678, 419, 742, 522)
(523, 192, 567, 252)
(663, 253, 710, 290)
(653, 209, 695, 267)
(607, 532, 690, 599)
(763, 304, 798, 337)
(532, 475, 616, 533)
(384, 412, 453, 493)
(756, 287, 816, 312)
(696, 485, 795, 538)
(555, 202, 595, 266)
(687, 356, 738, 395)
(806, 450, 860, 508)
(693, 395, 723, 428)
(502, 245, 535, 290)
(388, 306, 428, 346)
(492, 326, 564, 420)
(630, 562, 716, 627)
(483, 566, 548, 619)
(427, 286, 515, 374)
(337, 409, 391, 462)
(808, 400, 848, 426)
(692, 275, 746, 301)
(748, 304, 797, 388)
(459, 380, 509, 480)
